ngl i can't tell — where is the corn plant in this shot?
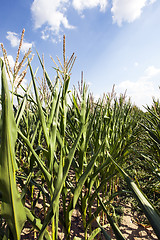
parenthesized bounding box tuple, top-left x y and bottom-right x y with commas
(0, 58, 26, 240)
(108, 152, 160, 238)
(142, 102, 160, 181)
(0, 31, 160, 240)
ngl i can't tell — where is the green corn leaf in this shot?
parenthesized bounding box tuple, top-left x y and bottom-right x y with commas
(85, 103, 98, 147)
(47, 80, 59, 129)
(55, 124, 84, 200)
(28, 61, 49, 147)
(96, 220, 111, 240)
(20, 172, 32, 201)
(88, 227, 101, 240)
(25, 207, 51, 240)
(0, 58, 26, 240)
(73, 137, 106, 208)
(17, 129, 53, 191)
(87, 190, 131, 229)
(72, 94, 81, 118)
(15, 80, 33, 127)
(144, 106, 160, 122)
(78, 100, 87, 174)
(49, 89, 61, 172)
(97, 194, 126, 240)
(108, 152, 160, 239)
(141, 123, 160, 145)
(36, 50, 55, 94)
(38, 125, 84, 239)
(88, 172, 120, 208)
(60, 77, 70, 138)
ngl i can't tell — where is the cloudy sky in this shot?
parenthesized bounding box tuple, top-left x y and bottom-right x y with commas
(0, 0, 160, 109)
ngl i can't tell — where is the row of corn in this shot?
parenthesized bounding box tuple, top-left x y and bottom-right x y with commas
(0, 34, 160, 239)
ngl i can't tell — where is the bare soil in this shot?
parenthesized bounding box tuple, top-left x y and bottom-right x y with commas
(110, 204, 158, 240)
(20, 172, 159, 239)
(20, 202, 158, 239)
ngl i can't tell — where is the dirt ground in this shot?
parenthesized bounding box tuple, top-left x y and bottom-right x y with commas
(21, 202, 158, 239)
(69, 204, 158, 240)
(110, 204, 158, 240)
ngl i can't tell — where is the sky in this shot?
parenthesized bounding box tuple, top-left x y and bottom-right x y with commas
(0, 0, 160, 109)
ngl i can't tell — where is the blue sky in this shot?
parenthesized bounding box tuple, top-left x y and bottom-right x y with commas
(0, 0, 160, 109)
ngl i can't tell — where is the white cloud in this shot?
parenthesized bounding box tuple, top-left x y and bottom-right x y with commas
(41, 30, 50, 40)
(72, 0, 108, 12)
(30, 0, 156, 40)
(7, 55, 15, 69)
(144, 65, 160, 78)
(31, 0, 74, 40)
(111, 0, 155, 26)
(134, 62, 139, 67)
(148, 0, 157, 5)
(115, 65, 160, 108)
(6, 32, 33, 53)
(6, 32, 19, 47)
(31, 0, 109, 40)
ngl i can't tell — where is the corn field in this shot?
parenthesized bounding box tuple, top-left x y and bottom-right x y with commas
(0, 32, 160, 240)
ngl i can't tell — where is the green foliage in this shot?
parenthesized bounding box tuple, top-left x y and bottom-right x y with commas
(0, 36, 160, 240)
(0, 59, 26, 240)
